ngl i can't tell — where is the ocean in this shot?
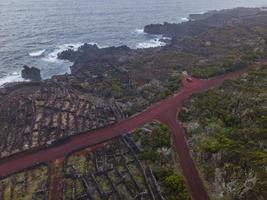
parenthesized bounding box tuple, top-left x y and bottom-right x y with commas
(0, 0, 266, 86)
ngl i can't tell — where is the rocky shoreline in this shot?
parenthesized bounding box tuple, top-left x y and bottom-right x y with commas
(143, 7, 263, 37)
(0, 7, 267, 160)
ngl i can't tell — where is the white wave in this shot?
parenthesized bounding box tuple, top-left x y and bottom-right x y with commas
(135, 28, 145, 34)
(136, 38, 166, 49)
(29, 49, 46, 57)
(42, 42, 103, 63)
(42, 42, 84, 63)
(162, 36, 172, 40)
(0, 72, 25, 87)
(181, 17, 189, 22)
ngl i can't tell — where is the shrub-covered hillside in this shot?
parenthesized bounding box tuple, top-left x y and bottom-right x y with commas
(179, 65, 267, 199)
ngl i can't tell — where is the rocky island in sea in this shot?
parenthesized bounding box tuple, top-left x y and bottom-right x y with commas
(21, 65, 42, 81)
(0, 7, 266, 199)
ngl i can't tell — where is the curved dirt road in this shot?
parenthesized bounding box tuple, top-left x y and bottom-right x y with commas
(0, 67, 248, 200)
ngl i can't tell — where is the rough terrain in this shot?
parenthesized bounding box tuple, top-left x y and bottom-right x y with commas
(0, 7, 267, 200)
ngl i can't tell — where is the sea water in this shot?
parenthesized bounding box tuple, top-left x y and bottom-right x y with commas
(0, 0, 266, 85)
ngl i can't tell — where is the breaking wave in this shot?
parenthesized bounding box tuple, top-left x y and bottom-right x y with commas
(181, 17, 189, 22)
(135, 28, 145, 34)
(42, 42, 103, 63)
(29, 49, 46, 57)
(0, 72, 25, 87)
(136, 38, 166, 49)
(42, 43, 84, 63)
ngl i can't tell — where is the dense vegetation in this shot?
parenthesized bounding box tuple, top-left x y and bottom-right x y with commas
(134, 124, 190, 200)
(55, 9, 267, 119)
(2, 8, 267, 160)
(1, 8, 267, 200)
(179, 65, 267, 199)
(0, 165, 49, 200)
(61, 122, 191, 200)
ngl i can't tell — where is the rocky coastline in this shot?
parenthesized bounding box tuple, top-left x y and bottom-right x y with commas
(0, 7, 267, 199)
(144, 7, 263, 38)
(1, 7, 267, 159)
(21, 65, 42, 81)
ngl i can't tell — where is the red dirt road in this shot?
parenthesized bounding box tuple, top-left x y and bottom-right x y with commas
(158, 108, 209, 200)
(0, 68, 248, 200)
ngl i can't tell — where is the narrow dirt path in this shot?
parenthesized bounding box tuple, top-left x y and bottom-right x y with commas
(48, 157, 65, 200)
(0, 67, 250, 199)
(157, 108, 209, 200)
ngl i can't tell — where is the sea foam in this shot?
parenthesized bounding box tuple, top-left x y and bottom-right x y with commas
(29, 49, 46, 57)
(42, 43, 84, 63)
(0, 72, 25, 87)
(136, 38, 166, 49)
(181, 17, 189, 22)
(135, 28, 145, 34)
(42, 42, 102, 63)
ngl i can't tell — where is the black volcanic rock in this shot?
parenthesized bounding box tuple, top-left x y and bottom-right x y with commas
(188, 11, 218, 21)
(1, 7, 267, 165)
(57, 44, 100, 62)
(57, 43, 133, 63)
(57, 43, 138, 84)
(144, 7, 263, 38)
(21, 65, 41, 81)
(144, 21, 209, 38)
(144, 23, 167, 35)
